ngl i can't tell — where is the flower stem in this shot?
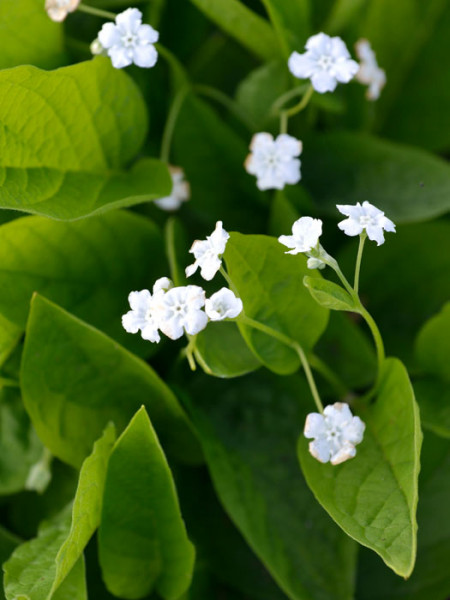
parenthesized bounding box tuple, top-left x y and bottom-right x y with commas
(279, 111, 288, 134)
(279, 84, 314, 134)
(358, 305, 385, 387)
(160, 85, 189, 164)
(184, 335, 197, 371)
(239, 314, 324, 413)
(354, 233, 367, 294)
(78, 4, 116, 19)
(219, 266, 240, 296)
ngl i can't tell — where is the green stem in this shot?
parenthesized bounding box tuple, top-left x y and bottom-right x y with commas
(184, 336, 197, 371)
(279, 111, 288, 134)
(358, 305, 385, 387)
(240, 315, 324, 413)
(78, 3, 116, 19)
(160, 86, 189, 163)
(283, 84, 314, 117)
(271, 85, 308, 114)
(219, 266, 239, 296)
(354, 233, 367, 294)
(193, 84, 255, 130)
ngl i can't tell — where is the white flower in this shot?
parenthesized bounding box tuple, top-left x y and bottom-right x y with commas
(288, 32, 359, 93)
(98, 8, 159, 69)
(304, 402, 365, 465)
(121, 277, 172, 343)
(355, 39, 386, 101)
(278, 217, 323, 255)
(185, 221, 229, 281)
(159, 286, 208, 340)
(205, 288, 243, 321)
(154, 166, 190, 211)
(45, 0, 79, 21)
(244, 133, 302, 191)
(307, 256, 326, 270)
(90, 39, 105, 56)
(337, 201, 396, 245)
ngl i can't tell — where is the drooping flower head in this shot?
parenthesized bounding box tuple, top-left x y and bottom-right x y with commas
(245, 133, 302, 191)
(45, 0, 80, 21)
(121, 277, 173, 343)
(278, 217, 323, 255)
(154, 166, 190, 212)
(205, 288, 243, 321)
(186, 221, 229, 281)
(98, 8, 159, 69)
(355, 39, 386, 101)
(288, 32, 359, 93)
(304, 402, 365, 465)
(337, 201, 396, 245)
(159, 285, 208, 340)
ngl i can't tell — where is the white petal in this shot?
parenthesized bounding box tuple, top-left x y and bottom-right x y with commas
(305, 32, 331, 54)
(153, 277, 172, 294)
(98, 23, 120, 49)
(304, 412, 326, 438)
(311, 71, 337, 93)
(344, 416, 366, 444)
(184, 310, 208, 335)
(199, 256, 222, 281)
(338, 218, 364, 237)
(325, 402, 353, 426)
(209, 221, 230, 253)
(366, 224, 385, 245)
(185, 285, 206, 309)
(288, 52, 316, 79)
(330, 442, 356, 465)
(115, 7, 142, 33)
(185, 262, 198, 278)
(382, 216, 396, 233)
(160, 315, 184, 340)
(133, 44, 158, 68)
(140, 323, 160, 343)
(279, 159, 301, 185)
(278, 234, 297, 251)
(128, 289, 151, 312)
(137, 24, 159, 44)
(249, 132, 274, 152)
(333, 58, 359, 83)
(108, 46, 132, 69)
(121, 310, 142, 334)
(276, 134, 302, 157)
(154, 195, 181, 211)
(309, 439, 331, 463)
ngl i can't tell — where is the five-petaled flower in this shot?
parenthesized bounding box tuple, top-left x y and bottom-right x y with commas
(278, 217, 323, 254)
(304, 402, 365, 465)
(98, 8, 159, 69)
(154, 166, 190, 212)
(244, 133, 302, 191)
(186, 221, 230, 281)
(355, 39, 386, 101)
(159, 285, 208, 340)
(337, 201, 396, 245)
(288, 32, 359, 93)
(121, 277, 172, 343)
(45, 0, 80, 22)
(205, 288, 243, 321)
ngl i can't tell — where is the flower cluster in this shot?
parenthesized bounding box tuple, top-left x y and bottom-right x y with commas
(304, 403, 365, 465)
(122, 222, 242, 343)
(355, 39, 386, 101)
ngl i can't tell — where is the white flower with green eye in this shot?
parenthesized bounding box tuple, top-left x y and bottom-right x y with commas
(304, 403, 365, 465)
(278, 217, 323, 255)
(288, 32, 359, 93)
(159, 285, 208, 340)
(337, 201, 396, 245)
(205, 288, 243, 321)
(186, 221, 230, 281)
(98, 8, 159, 69)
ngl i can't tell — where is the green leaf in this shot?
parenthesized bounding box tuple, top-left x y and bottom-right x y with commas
(0, 59, 171, 220)
(302, 132, 450, 222)
(0, 386, 43, 495)
(260, 0, 310, 57)
(185, 370, 357, 600)
(99, 407, 195, 600)
(0, 0, 64, 70)
(21, 295, 199, 468)
(0, 211, 165, 355)
(415, 303, 450, 382)
(224, 233, 329, 374)
(3, 507, 87, 600)
(0, 313, 22, 368)
(0, 525, 20, 569)
(51, 424, 116, 596)
(357, 432, 450, 600)
(414, 379, 450, 440)
(338, 221, 450, 366)
(299, 358, 422, 577)
(188, 0, 279, 61)
(195, 322, 261, 378)
(303, 276, 357, 311)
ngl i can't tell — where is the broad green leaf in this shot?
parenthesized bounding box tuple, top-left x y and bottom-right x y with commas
(302, 132, 450, 222)
(224, 233, 329, 374)
(299, 358, 422, 577)
(338, 222, 450, 366)
(0, 59, 171, 220)
(195, 322, 261, 378)
(357, 432, 450, 600)
(0, 386, 43, 495)
(0, 0, 64, 70)
(99, 407, 195, 600)
(188, 0, 279, 61)
(381, 5, 450, 152)
(51, 425, 116, 597)
(21, 295, 199, 468)
(415, 303, 450, 382)
(414, 379, 450, 439)
(0, 211, 166, 355)
(260, 0, 310, 57)
(0, 314, 22, 368)
(0, 525, 20, 570)
(185, 370, 357, 600)
(303, 277, 357, 312)
(3, 507, 87, 600)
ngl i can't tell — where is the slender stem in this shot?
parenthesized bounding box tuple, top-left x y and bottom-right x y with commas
(165, 218, 182, 286)
(219, 266, 240, 296)
(239, 314, 294, 348)
(193, 84, 254, 130)
(184, 336, 197, 371)
(308, 354, 349, 398)
(358, 305, 385, 387)
(160, 86, 189, 163)
(271, 85, 308, 114)
(279, 111, 288, 134)
(294, 343, 324, 413)
(283, 84, 314, 119)
(354, 233, 367, 294)
(78, 3, 116, 19)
